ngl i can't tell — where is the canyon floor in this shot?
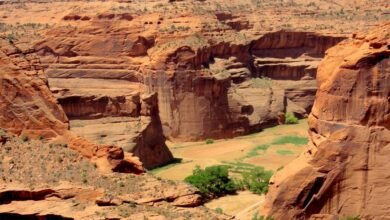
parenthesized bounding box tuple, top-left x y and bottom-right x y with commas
(152, 119, 308, 218)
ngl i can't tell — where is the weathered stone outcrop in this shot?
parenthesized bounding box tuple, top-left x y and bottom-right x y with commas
(50, 78, 143, 119)
(263, 24, 390, 219)
(251, 31, 346, 58)
(0, 182, 205, 219)
(131, 93, 174, 169)
(50, 79, 173, 169)
(0, 39, 69, 138)
(0, 39, 146, 173)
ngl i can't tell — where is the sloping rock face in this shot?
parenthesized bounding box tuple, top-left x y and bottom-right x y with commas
(0, 39, 145, 173)
(263, 24, 390, 219)
(0, 39, 69, 138)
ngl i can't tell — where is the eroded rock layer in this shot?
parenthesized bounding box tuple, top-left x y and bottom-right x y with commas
(0, 39, 69, 138)
(27, 9, 345, 141)
(263, 23, 390, 219)
(0, 39, 146, 173)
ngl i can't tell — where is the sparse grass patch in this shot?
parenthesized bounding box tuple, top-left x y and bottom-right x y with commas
(252, 212, 274, 220)
(271, 136, 308, 146)
(276, 149, 294, 156)
(149, 158, 183, 174)
(340, 216, 360, 220)
(243, 144, 270, 159)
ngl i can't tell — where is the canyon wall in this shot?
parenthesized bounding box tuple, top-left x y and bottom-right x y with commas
(0, 39, 146, 173)
(144, 31, 345, 140)
(263, 24, 390, 219)
(32, 12, 345, 142)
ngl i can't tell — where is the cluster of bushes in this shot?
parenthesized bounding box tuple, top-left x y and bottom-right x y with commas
(184, 165, 236, 197)
(235, 167, 273, 194)
(184, 165, 272, 198)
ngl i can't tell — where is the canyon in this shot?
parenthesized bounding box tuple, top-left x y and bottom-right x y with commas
(0, 0, 388, 219)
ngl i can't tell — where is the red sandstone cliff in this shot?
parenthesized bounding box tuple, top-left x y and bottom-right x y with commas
(0, 39, 69, 138)
(263, 23, 390, 219)
(0, 39, 145, 173)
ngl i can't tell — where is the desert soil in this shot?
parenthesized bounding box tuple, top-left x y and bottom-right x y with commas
(152, 119, 308, 217)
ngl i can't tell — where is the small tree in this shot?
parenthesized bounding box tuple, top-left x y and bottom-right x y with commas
(285, 112, 298, 124)
(185, 165, 236, 198)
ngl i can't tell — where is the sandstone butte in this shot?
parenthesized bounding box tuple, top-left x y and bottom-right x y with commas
(263, 23, 390, 219)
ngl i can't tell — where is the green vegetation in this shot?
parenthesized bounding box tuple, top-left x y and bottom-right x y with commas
(340, 216, 360, 220)
(243, 144, 270, 159)
(252, 212, 274, 220)
(271, 135, 308, 146)
(222, 161, 258, 174)
(205, 162, 273, 195)
(239, 167, 273, 194)
(184, 165, 236, 198)
(285, 112, 298, 124)
(215, 207, 223, 214)
(276, 149, 294, 156)
(205, 138, 214, 144)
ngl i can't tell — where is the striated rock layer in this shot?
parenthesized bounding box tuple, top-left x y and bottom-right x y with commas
(31, 9, 345, 141)
(0, 39, 69, 138)
(263, 24, 390, 219)
(0, 40, 173, 173)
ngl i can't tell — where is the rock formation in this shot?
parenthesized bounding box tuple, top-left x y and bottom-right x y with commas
(0, 38, 146, 173)
(0, 39, 69, 138)
(263, 23, 390, 219)
(144, 31, 344, 140)
(34, 9, 345, 141)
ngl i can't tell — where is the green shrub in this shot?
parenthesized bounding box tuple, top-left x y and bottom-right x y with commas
(215, 207, 223, 214)
(285, 112, 298, 124)
(184, 165, 236, 198)
(205, 138, 214, 144)
(241, 167, 273, 195)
